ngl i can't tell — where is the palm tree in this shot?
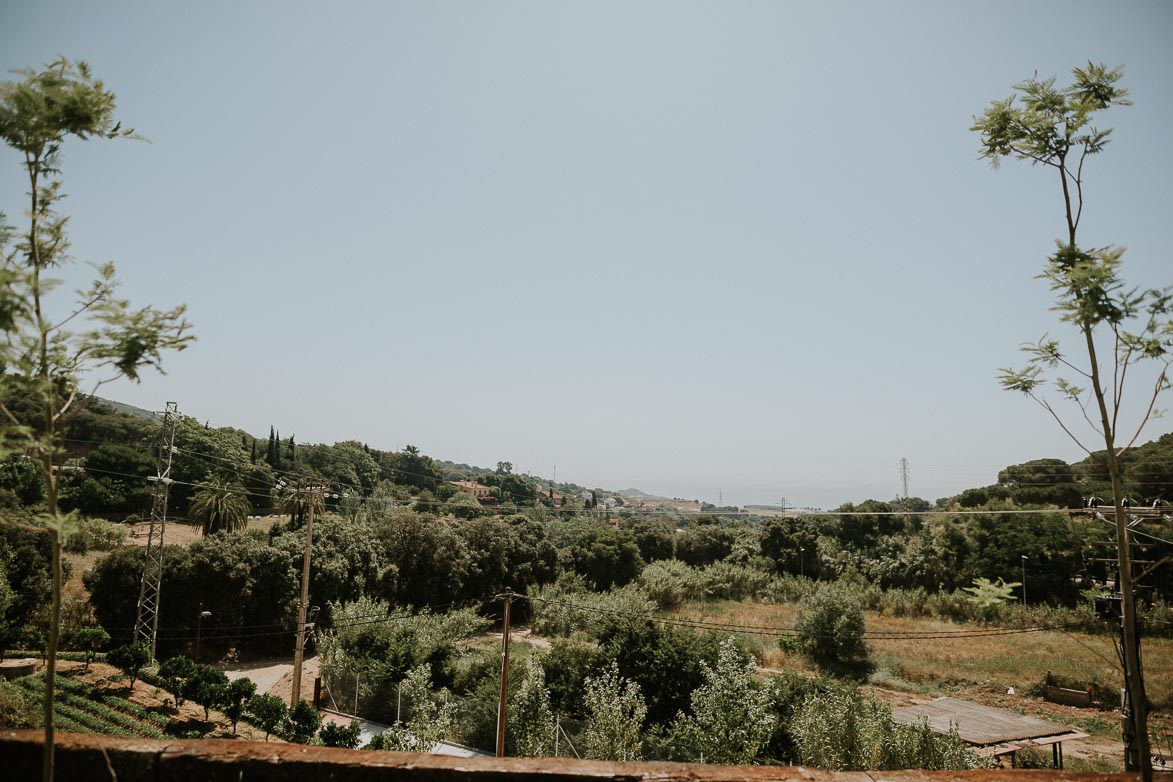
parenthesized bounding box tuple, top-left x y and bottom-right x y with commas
(277, 482, 325, 527)
(189, 477, 251, 535)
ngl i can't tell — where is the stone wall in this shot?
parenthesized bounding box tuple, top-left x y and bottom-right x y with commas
(0, 730, 1136, 781)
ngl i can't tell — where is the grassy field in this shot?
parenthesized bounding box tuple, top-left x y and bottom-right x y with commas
(669, 599, 1173, 723)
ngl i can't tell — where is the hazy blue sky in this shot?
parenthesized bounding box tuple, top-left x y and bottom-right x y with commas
(2, 1, 1170, 508)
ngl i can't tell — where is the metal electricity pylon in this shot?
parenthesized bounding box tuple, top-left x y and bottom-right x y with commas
(134, 402, 179, 659)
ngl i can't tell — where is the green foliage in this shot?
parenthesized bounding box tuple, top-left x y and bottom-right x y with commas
(551, 520, 644, 590)
(962, 577, 1021, 611)
(189, 477, 251, 536)
(105, 642, 150, 687)
(319, 718, 362, 748)
(284, 699, 322, 744)
(581, 662, 647, 761)
(222, 677, 255, 734)
(0, 520, 54, 651)
(443, 490, 486, 519)
(318, 598, 489, 725)
(671, 637, 776, 765)
(157, 655, 196, 706)
(62, 519, 126, 553)
(0, 59, 192, 782)
(796, 584, 869, 676)
(181, 665, 227, 717)
(530, 576, 655, 638)
(790, 688, 980, 771)
(68, 627, 109, 669)
(597, 617, 721, 726)
(509, 653, 555, 757)
(0, 678, 41, 729)
(637, 559, 695, 610)
(245, 693, 287, 741)
(540, 638, 598, 717)
(0, 457, 44, 509)
(675, 524, 736, 567)
(370, 664, 457, 751)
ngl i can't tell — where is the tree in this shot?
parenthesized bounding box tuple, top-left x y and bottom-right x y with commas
(0, 58, 192, 782)
(509, 653, 555, 757)
(157, 654, 196, 706)
(319, 718, 362, 748)
(796, 584, 869, 676)
(973, 62, 1166, 778)
(189, 477, 251, 535)
(581, 662, 646, 761)
(246, 693, 288, 741)
(223, 677, 256, 735)
(672, 638, 776, 765)
(369, 664, 457, 751)
(183, 664, 229, 721)
(961, 577, 1020, 620)
(106, 642, 151, 688)
(69, 627, 109, 670)
(285, 699, 322, 744)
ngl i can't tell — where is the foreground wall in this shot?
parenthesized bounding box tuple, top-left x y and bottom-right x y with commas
(0, 730, 1135, 782)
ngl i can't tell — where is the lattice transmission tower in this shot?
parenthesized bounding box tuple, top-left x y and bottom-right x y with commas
(134, 402, 179, 659)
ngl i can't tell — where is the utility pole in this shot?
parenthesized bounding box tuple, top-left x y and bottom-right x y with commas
(496, 590, 514, 758)
(134, 402, 178, 660)
(287, 480, 335, 706)
(1089, 500, 1157, 774)
(899, 457, 910, 500)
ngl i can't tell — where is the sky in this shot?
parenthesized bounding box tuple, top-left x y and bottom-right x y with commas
(2, 1, 1171, 509)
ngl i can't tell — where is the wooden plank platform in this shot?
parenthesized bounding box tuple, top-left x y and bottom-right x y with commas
(891, 697, 1089, 747)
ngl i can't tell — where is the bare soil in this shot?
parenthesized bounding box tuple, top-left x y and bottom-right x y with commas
(54, 659, 279, 742)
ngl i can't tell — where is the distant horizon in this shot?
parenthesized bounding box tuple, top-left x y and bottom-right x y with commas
(95, 393, 1134, 512)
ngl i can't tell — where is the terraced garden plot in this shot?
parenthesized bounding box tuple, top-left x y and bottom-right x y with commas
(14, 671, 168, 739)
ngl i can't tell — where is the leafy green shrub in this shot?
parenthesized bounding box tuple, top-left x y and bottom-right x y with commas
(791, 688, 980, 771)
(63, 519, 127, 553)
(637, 560, 695, 609)
(530, 578, 655, 638)
(0, 678, 41, 729)
(245, 693, 287, 741)
(796, 584, 869, 676)
(284, 699, 322, 744)
(762, 574, 817, 604)
(670, 638, 775, 764)
(319, 718, 362, 748)
(698, 561, 772, 601)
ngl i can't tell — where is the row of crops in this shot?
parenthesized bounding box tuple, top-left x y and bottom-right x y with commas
(14, 672, 170, 739)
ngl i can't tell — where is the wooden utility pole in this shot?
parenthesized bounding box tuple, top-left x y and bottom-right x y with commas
(290, 482, 332, 706)
(496, 591, 513, 758)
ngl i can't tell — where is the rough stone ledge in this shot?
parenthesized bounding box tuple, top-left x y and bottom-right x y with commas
(0, 730, 1137, 781)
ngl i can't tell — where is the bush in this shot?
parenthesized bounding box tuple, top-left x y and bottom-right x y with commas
(790, 688, 980, 771)
(64, 519, 127, 553)
(698, 561, 772, 601)
(795, 584, 869, 676)
(320, 718, 362, 748)
(0, 678, 41, 729)
(637, 560, 695, 610)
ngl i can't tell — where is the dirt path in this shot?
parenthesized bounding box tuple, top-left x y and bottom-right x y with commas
(223, 659, 293, 695)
